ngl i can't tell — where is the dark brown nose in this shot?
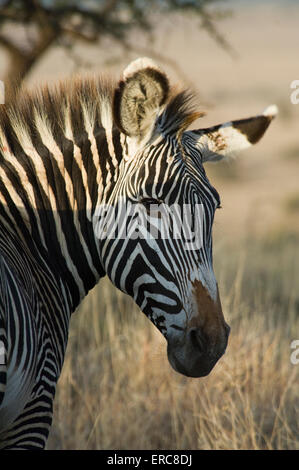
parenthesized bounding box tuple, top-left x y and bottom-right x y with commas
(186, 321, 230, 376)
(190, 279, 228, 339)
(189, 322, 230, 358)
(167, 279, 230, 378)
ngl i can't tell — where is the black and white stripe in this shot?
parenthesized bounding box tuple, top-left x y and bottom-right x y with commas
(0, 58, 276, 448)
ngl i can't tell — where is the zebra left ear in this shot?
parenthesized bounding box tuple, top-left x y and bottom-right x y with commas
(190, 105, 278, 162)
(113, 57, 170, 140)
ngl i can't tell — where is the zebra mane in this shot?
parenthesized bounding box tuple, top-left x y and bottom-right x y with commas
(0, 74, 203, 153)
(0, 75, 116, 151)
(160, 89, 205, 136)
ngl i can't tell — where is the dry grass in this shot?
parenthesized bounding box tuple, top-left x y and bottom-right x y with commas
(47, 235, 299, 450)
(284, 193, 299, 213)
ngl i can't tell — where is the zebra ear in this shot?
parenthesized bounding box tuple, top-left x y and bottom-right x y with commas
(190, 105, 278, 163)
(113, 58, 170, 140)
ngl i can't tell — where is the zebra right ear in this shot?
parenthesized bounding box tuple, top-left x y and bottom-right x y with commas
(113, 58, 170, 140)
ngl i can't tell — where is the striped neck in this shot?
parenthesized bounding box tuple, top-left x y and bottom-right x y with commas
(0, 79, 123, 310)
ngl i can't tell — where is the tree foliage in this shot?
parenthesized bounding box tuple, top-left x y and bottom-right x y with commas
(0, 0, 232, 94)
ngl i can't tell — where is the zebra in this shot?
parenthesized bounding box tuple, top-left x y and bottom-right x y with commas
(0, 57, 277, 449)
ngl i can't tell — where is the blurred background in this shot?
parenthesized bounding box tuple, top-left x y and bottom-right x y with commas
(0, 0, 298, 450)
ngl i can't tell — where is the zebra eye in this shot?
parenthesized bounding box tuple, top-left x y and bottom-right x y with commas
(140, 197, 161, 207)
(140, 197, 163, 217)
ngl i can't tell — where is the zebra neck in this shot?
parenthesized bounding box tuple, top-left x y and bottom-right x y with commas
(0, 125, 122, 311)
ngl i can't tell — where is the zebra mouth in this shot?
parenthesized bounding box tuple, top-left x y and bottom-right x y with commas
(166, 324, 229, 378)
(167, 346, 220, 378)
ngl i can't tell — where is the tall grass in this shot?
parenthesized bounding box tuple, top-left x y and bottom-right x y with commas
(47, 234, 299, 450)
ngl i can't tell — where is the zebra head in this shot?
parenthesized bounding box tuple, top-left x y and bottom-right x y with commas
(98, 58, 277, 378)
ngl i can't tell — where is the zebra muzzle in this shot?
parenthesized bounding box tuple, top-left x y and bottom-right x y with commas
(167, 280, 230, 378)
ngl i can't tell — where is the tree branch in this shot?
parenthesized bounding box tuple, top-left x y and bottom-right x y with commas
(61, 26, 98, 44)
(0, 0, 235, 95)
(0, 33, 23, 57)
(100, 0, 118, 17)
(199, 8, 237, 58)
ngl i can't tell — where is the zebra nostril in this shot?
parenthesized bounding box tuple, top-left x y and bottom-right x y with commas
(189, 328, 205, 354)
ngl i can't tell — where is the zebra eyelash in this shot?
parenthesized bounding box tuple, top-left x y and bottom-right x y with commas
(140, 197, 163, 207)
